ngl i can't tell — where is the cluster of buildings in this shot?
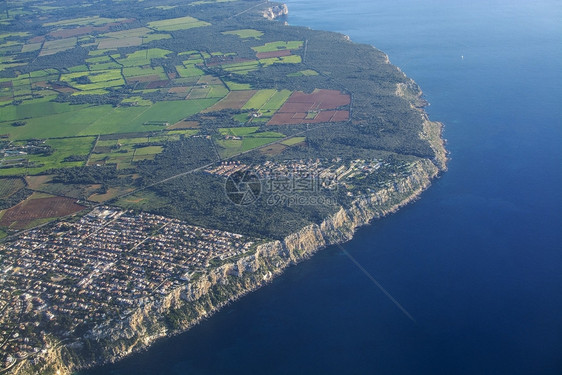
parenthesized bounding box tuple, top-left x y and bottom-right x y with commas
(0, 207, 254, 368)
(205, 158, 385, 192)
(0, 140, 50, 170)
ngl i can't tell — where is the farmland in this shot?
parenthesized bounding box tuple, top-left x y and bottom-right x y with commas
(88, 133, 184, 169)
(252, 41, 304, 53)
(0, 193, 85, 229)
(1, 136, 96, 176)
(148, 16, 210, 31)
(215, 126, 284, 158)
(0, 0, 432, 246)
(222, 29, 263, 39)
(268, 89, 351, 125)
(204, 90, 257, 111)
(0, 177, 24, 199)
(0, 99, 219, 141)
(0, 1, 352, 192)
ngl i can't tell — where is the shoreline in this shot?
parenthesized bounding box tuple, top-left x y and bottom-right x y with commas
(4, 3, 448, 374)
(59, 153, 444, 375)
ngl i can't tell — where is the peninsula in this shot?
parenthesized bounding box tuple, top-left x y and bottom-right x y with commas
(0, 1, 446, 374)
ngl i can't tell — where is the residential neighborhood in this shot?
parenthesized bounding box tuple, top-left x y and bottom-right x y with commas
(0, 207, 255, 368)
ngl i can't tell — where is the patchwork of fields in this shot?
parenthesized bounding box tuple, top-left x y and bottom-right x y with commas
(0, 5, 352, 233)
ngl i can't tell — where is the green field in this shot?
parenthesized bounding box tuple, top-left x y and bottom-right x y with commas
(252, 41, 304, 53)
(261, 90, 292, 110)
(143, 33, 171, 43)
(287, 69, 319, 77)
(21, 43, 41, 53)
(175, 65, 204, 78)
(40, 37, 77, 55)
(216, 137, 282, 158)
(89, 61, 122, 71)
(116, 48, 173, 67)
(59, 69, 125, 91)
(259, 55, 302, 67)
(245, 131, 285, 138)
(0, 98, 220, 140)
(90, 137, 166, 168)
(0, 136, 96, 176)
(99, 27, 151, 40)
(148, 16, 210, 31)
(0, 32, 29, 39)
(166, 129, 199, 136)
(222, 60, 260, 74)
(86, 56, 112, 64)
(67, 65, 89, 73)
(132, 145, 163, 161)
(115, 190, 170, 212)
(216, 126, 284, 157)
(281, 137, 306, 146)
(242, 90, 277, 110)
(123, 66, 167, 80)
(121, 96, 152, 106)
(222, 29, 263, 39)
(231, 89, 292, 122)
(219, 127, 259, 136)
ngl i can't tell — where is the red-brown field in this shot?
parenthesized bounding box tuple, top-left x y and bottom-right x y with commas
(204, 90, 257, 112)
(48, 19, 134, 39)
(256, 50, 292, 59)
(145, 80, 170, 89)
(168, 86, 191, 95)
(268, 89, 350, 125)
(44, 82, 77, 94)
(260, 143, 288, 156)
(0, 196, 85, 229)
(197, 75, 224, 85)
(28, 36, 45, 43)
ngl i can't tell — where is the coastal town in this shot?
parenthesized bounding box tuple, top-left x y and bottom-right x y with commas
(0, 207, 256, 369)
(205, 158, 387, 192)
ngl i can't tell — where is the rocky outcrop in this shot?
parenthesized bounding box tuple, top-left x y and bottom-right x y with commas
(396, 80, 448, 170)
(263, 4, 288, 20)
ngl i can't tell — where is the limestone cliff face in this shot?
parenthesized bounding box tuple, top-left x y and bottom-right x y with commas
(263, 4, 289, 20)
(396, 80, 448, 170)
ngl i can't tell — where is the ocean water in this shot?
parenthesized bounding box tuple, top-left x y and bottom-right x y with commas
(82, 1, 562, 374)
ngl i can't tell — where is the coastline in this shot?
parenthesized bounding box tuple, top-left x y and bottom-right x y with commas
(21, 144, 445, 375)
(5, 4, 448, 374)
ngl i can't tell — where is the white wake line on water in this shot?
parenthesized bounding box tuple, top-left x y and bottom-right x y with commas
(334, 239, 417, 324)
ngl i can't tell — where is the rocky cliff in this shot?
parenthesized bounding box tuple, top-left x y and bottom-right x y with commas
(13, 150, 444, 374)
(263, 4, 289, 20)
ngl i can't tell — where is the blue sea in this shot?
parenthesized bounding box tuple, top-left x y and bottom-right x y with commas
(82, 1, 562, 374)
